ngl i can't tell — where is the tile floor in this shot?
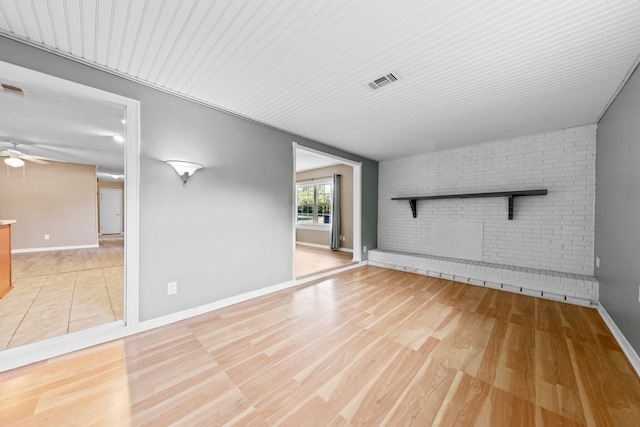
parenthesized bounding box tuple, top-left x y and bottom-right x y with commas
(0, 236, 124, 350)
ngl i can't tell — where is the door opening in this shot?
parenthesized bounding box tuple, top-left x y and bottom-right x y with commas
(293, 143, 362, 279)
(100, 188, 123, 235)
(0, 60, 140, 372)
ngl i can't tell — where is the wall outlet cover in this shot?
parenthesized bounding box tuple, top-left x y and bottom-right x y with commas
(168, 281, 178, 295)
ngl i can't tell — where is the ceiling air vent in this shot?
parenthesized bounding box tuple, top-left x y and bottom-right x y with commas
(2, 83, 24, 96)
(367, 73, 399, 90)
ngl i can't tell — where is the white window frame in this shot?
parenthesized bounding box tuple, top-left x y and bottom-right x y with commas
(296, 179, 333, 230)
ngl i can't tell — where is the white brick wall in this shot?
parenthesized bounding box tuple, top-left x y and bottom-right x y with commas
(378, 125, 597, 275)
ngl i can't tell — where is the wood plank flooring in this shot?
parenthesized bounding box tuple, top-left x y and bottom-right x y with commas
(0, 236, 124, 349)
(1, 266, 639, 426)
(294, 244, 354, 278)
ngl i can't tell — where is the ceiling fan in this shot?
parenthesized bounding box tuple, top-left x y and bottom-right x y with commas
(1, 142, 49, 167)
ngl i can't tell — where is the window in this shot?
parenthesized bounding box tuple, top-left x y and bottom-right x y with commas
(296, 180, 332, 226)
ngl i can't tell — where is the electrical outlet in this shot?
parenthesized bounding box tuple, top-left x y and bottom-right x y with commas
(168, 282, 178, 295)
(44, 234, 50, 240)
(363, 246, 367, 253)
(596, 256, 600, 268)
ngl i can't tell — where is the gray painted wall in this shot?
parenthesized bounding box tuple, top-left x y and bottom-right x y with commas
(0, 36, 378, 321)
(595, 65, 640, 353)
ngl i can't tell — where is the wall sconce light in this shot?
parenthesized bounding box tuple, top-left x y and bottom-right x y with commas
(164, 160, 204, 185)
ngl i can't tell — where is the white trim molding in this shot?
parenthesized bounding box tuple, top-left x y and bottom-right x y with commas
(0, 59, 141, 372)
(0, 321, 127, 372)
(337, 247, 354, 253)
(296, 240, 353, 254)
(296, 241, 330, 249)
(12, 243, 99, 253)
(140, 262, 367, 332)
(296, 224, 331, 231)
(597, 303, 640, 378)
(292, 142, 363, 263)
(1, 262, 364, 372)
(296, 241, 354, 252)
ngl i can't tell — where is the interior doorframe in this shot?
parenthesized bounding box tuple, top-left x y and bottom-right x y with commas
(0, 60, 140, 372)
(99, 188, 123, 235)
(292, 142, 362, 270)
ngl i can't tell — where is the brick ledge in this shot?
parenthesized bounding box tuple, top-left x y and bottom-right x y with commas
(369, 249, 598, 306)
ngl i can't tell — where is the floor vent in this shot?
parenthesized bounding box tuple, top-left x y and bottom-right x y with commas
(367, 73, 399, 90)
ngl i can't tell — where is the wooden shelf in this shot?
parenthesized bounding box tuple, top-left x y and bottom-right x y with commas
(392, 189, 548, 220)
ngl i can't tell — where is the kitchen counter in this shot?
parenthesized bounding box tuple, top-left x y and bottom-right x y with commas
(0, 220, 15, 298)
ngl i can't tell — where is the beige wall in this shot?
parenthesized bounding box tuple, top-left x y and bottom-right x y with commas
(97, 181, 125, 233)
(296, 164, 353, 249)
(296, 228, 330, 246)
(0, 160, 98, 250)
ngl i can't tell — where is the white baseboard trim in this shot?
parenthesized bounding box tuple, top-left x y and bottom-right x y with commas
(12, 243, 99, 253)
(292, 261, 366, 286)
(0, 321, 128, 373)
(597, 303, 640, 378)
(296, 241, 354, 252)
(1, 263, 368, 372)
(140, 262, 367, 333)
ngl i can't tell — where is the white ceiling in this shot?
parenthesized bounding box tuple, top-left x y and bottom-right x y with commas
(1, 0, 640, 162)
(0, 66, 126, 180)
(296, 149, 341, 172)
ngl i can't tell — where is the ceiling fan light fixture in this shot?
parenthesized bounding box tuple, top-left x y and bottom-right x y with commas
(5, 157, 24, 167)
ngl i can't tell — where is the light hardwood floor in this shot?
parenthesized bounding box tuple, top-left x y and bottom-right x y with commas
(1, 266, 639, 426)
(294, 244, 355, 278)
(0, 236, 124, 349)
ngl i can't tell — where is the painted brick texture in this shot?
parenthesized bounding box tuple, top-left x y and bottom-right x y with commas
(378, 125, 596, 276)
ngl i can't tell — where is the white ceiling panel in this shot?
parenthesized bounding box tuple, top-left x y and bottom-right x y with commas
(29, 1, 54, 47)
(1, 0, 639, 161)
(295, 149, 341, 172)
(104, 0, 129, 68)
(63, 0, 83, 57)
(48, 0, 69, 52)
(80, 0, 97, 61)
(0, 1, 23, 37)
(94, 0, 114, 66)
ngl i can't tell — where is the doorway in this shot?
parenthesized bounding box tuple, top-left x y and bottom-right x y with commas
(293, 143, 362, 279)
(100, 188, 123, 235)
(0, 60, 139, 371)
